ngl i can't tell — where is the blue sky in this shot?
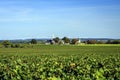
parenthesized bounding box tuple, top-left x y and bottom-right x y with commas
(0, 0, 120, 39)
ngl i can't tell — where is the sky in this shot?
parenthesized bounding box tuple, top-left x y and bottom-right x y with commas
(0, 0, 120, 40)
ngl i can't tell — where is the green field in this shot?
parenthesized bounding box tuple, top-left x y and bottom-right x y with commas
(0, 45, 120, 80)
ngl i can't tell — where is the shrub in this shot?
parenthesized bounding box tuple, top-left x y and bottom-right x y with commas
(2, 40, 11, 48)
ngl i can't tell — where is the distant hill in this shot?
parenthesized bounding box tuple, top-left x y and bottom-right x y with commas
(80, 38, 117, 42)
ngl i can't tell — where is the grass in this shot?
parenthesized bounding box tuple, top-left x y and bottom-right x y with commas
(0, 44, 120, 55)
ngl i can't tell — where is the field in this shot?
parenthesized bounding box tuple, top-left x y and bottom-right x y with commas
(0, 45, 120, 80)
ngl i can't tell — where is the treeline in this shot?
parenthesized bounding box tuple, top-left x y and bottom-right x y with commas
(0, 37, 120, 48)
(105, 40, 120, 44)
(49, 37, 80, 45)
(84, 40, 120, 44)
(0, 39, 37, 48)
(48, 37, 120, 45)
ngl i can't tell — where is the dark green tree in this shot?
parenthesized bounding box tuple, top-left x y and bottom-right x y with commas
(62, 37, 70, 43)
(30, 39, 37, 44)
(2, 40, 11, 48)
(87, 40, 97, 44)
(53, 37, 60, 43)
(112, 40, 120, 44)
(71, 38, 79, 44)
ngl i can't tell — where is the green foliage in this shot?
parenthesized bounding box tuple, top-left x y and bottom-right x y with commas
(2, 40, 11, 48)
(30, 39, 37, 44)
(71, 38, 79, 44)
(11, 44, 24, 48)
(0, 45, 120, 79)
(106, 40, 120, 44)
(53, 37, 60, 43)
(87, 40, 97, 44)
(112, 40, 120, 44)
(58, 40, 64, 45)
(62, 37, 70, 43)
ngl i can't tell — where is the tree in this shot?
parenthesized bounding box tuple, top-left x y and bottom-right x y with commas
(2, 40, 11, 48)
(111, 40, 120, 44)
(71, 38, 79, 44)
(87, 40, 97, 44)
(30, 39, 37, 44)
(62, 37, 70, 43)
(15, 44, 21, 48)
(58, 40, 64, 45)
(106, 40, 111, 44)
(53, 37, 60, 43)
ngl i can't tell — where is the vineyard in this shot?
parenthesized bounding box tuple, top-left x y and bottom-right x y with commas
(0, 45, 120, 80)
